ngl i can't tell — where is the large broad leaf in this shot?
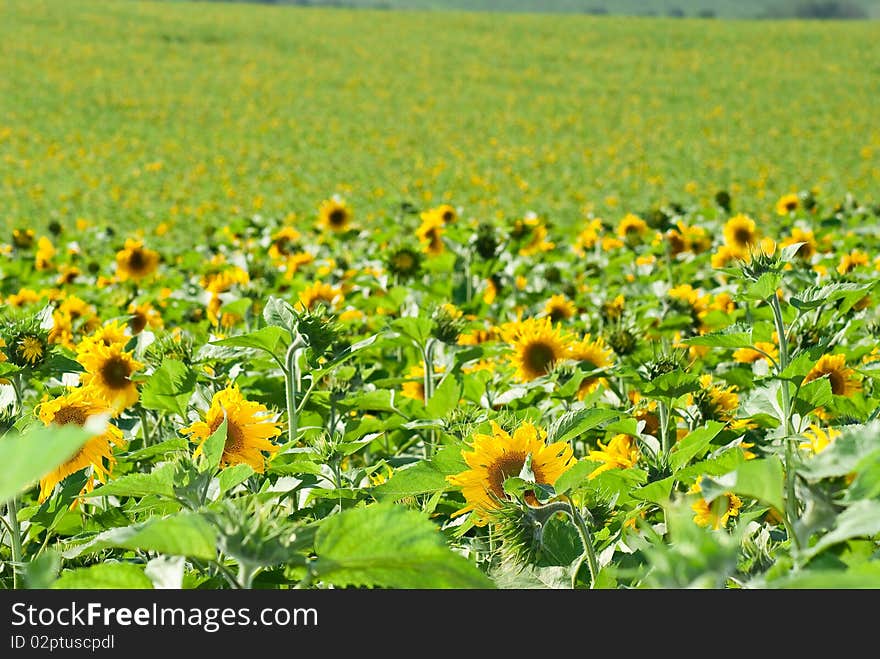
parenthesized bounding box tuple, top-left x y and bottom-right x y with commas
(804, 500, 880, 560)
(425, 373, 462, 419)
(641, 370, 699, 399)
(680, 326, 753, 349)
(547, 408, 619, 445)
(768, 563, 880, 589)
(314, 503, 493, 588)
(790, 282, 873, 312)
(0, 424, 91, 502)
(701, 457, 785, 513)
(139, 359, 197, 417)
(632, 476, 676, 505)
(389, 317, 434, 345)
(372, 446, 465, 501)
(263, 296, 297, 335)
(52, 563, 153, 589)
(669, 422, 725, 472)
(86, 463, 177, 499)
(211, 326, 288, 356)
(62, 512, 218, 560)
(199, 417, 228, 473)
(744, 273, 782, 301)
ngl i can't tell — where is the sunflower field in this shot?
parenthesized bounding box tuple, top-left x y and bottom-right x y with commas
(2, 1, 880, 591)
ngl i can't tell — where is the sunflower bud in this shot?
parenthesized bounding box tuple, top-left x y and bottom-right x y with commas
(431, 303, 465, 345)
(296, 308, 342, 358)
(492, 500, 546, 568)
(739, 241, 781, 283)
(607, 327, 638, 356)
(386, 246, 423, 280)
(714, 190, 732, 213)
(145, 331, 196, 368)
(0, 315, 51, 368)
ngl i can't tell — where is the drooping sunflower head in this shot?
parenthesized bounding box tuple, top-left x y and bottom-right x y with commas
(416, 214, 445, 256)
(115, 238, 160, 281)
(804, 354, 861, 397)
(500, 316, 574, 382)
(544, 294, 576, 323)
(36, 387, 125, 503)
(446, 420, 575, 525)
(775, 193, 799, 216)
(722, 214, 758, 253)
(318, 197, 352, 233)
(182, 383, 282, 473)
(77, 341, 144, 413)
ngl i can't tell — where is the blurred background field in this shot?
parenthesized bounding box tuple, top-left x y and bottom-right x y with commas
(1, 0, 878, 233)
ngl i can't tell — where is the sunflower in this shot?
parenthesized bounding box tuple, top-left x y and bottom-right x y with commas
(416, 213, 445, 256)
(318, 197, 353, 233)
(780, 227, 817, 260)
(570, 334, 613, 399)
(710, 244, 742, 269)
(386, 246, 423, 280)
(34, 237, 55, 271)
(202, 266, 250, 294)
(422, 204, 457, 226)
(283, 252, 316, 280)
(587, 434, 639, 479)
(115, 239, 160, 281)
(722, 214, 758, 254)
(400, 364, 445, 402)
(18, 336, 45, 365)
(296, 281, 343, 312)
(12, 228, 35, 249)
(544, 294, 576, 323)
(128, 301, 163, 334)
(775, 193, 799, 216)
(36, 388, 125, 502)
(517, 217, 555, 256)
(837, 250, 869, 276)
(732, 341, 779, 364)
(799, 424, 840, 455)
(616, 213, 648, 243)
(181, 384, 281, 472)
(690, 374, 739, 423)
(268, 226, 302, 261)
(573, 218, 603, 256)
(446, 420, 575, 525)
(78, 342, 144, 412)
(499, 316, 574, 382)
(5, 288, 42, 308)
(689, 477, 742, 530)
(803, 354, 861, 397)
(458, 326, 498, 346)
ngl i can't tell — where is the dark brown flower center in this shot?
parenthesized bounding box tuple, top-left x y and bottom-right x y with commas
(328, 209, 347, 227)
(129, 311, 147, 335)
(127, 248, 147, 272)
(733, 227, 753, 245)
(52, 405, 88, 426)
(486, 451, 528, 500)
(827, 369, 846, 396)
(101, 356, 132, 389)
(523, 341, 556, 376)
(442, 209, 455, 223)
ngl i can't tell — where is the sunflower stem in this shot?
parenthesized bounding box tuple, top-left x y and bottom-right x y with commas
(138, 408, 152, 447)
(422, 339, 437, 459)
(7, 497, 22, 589)
(658, 400, 671, 468)
(284, 336, 308, 446)
(769, 292, 801, 552)
(565, 498, 600, 589)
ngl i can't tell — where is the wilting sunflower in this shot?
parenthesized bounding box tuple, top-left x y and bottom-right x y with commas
(803, 354, 861, 396)
(128, 301, 164, 334)
(296, 281, 343, 312)
(775, 193, 799, 216)
(318, 197, 353, 233)
(36, 388, 125, 502)
(587, 434, 640, 479)
(416, 213, 445, 256)
(500, 316, 573, 382)
(182, 384, 281, 472)
(115, 239, 160, 281)
(722, 214, 758, 254)
(78, 342, 144, 412)
(544, 294, 576, 323)
(689, 477, 743, 530)
(446, 420, 574, 525)
(570, 334, 613, 399)
(799, 424, 840, 454)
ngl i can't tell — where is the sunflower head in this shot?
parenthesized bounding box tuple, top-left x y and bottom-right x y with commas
(775, 193, 799, 216)
(616, 213, 648, 245)
(115, 239, 160, 281)
(689, 477, 743, 530)
(128, 301, 163, 335)
(182, 384, 281, 473)
(606, 326, 638, 356)
(544, 294, 576, 323)
(446, 420, 575, 525)
(0, 314, 51, 368)
(386, 245, 424, 280)
(570, 334, 614, 399)
(690, 374, 739, 423)
(416, 213, 445, 256)
(296, 281, 343, 313)
(12, 228, 35, 249)
(473, 221, 499, 259)
(77, 341, 144, 413)
(36, 387, 125, 503)
(318, 197, 352, 233)
(723, 214, 758, 253)
(804, 354, 861, 397)
(500, 316, 574, 382)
